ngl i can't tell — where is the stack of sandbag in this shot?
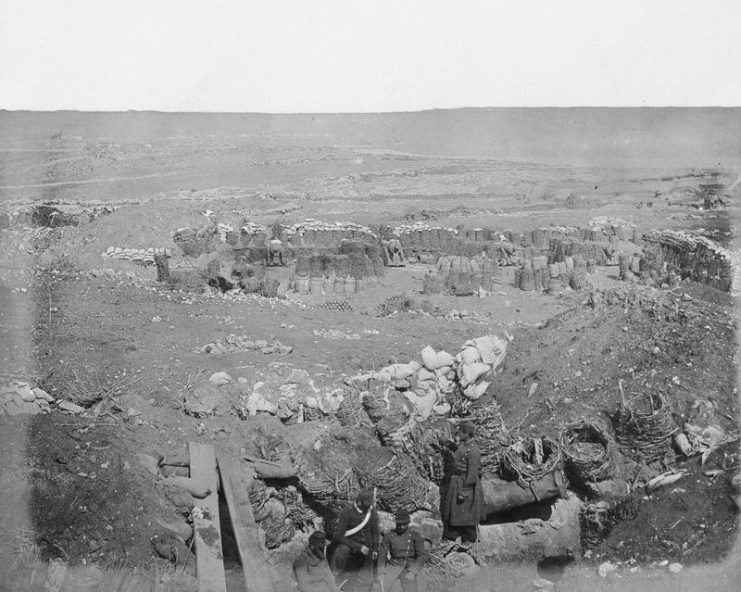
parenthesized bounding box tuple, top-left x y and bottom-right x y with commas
(173, 225, 219, 257)
(412, 346, 457, 419)
(453, 335, 507, 400)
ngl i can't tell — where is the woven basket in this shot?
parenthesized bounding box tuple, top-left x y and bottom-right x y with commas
(302, 406, 324, 422)
(561, 421, 615, 485)
(356, 452, 429, 513)
(336, 391, 368, 427)
(611, 390, 677, 462)
(520, 269, 536, 291)
(501, 437, 562, 485)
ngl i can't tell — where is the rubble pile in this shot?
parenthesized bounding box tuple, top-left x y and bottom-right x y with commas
(197, 335, 293, 355)
(0, 380, 55, 416)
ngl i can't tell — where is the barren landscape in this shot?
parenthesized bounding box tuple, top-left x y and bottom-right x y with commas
(0, 108, 739, 592)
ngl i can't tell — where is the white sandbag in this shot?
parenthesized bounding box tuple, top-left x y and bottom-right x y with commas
(421, 346, 454, 370)
(421, 346, 437, 370)
(473, 335, 508, 367)
(209, 371, 233, 386)
(460, 347, 480, 365)
(374, 367, 394, 382)
(304, 396, 319, 409)
(463, 381, 490, 400)
(435, 366, 452, 379)
(461, 363, 491, 387)
(405, 382, 439, 420)
(436, 375, 452, 392)
(246, 389, 278, 416)
(386, 361, 421, 380)
(417, 367, 436, 382)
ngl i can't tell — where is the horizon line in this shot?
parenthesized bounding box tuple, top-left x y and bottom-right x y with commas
(2, 106, 740, 116)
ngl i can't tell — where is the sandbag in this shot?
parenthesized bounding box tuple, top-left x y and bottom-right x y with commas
(421, 346, 455, 370)
(461, 363, 491, 386)
(460, 347, 480, 365)
(463, 381, 489, 400)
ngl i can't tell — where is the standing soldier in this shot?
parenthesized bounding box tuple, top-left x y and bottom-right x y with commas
(330, 490, 379, 592)
(377, 509, 426, 592)
(439, 421, 484, 544)
(294, 531, 342, 592)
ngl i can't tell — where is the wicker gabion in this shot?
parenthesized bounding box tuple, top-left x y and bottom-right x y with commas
(315, 300, 354, 312)
(611, 390, 678, 463)
(468, 406, 509, 478)
(424, 546, 461, 592)
(393, 419, 456, 484)
(560, 421, 615, 485)
(500, 436, 562, 486)
(355, 452, 430, 513)
(336, 390, 369, 427)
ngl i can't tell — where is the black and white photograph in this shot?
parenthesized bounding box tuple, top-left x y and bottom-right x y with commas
(0, 1, 739, 591)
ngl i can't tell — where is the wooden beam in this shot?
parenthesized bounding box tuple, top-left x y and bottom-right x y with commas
(189, 442, 227, 592)
(216, 452, 276, 592)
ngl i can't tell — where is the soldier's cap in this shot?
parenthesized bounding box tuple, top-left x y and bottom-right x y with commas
(395, 509, 410, 524)
(309, 531, 327, 545)
(458, 421, 476, 436)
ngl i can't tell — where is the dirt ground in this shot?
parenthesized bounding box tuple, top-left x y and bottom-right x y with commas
(0, 121, 739, 592)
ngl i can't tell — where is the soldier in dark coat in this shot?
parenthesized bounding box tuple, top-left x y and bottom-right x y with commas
(377, 509, 426, 592)
(439, 421, 484, 543)
(294, 531, 342, 592)
(330, 490, 379, 592)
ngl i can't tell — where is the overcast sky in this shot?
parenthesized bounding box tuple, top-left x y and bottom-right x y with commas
(1, 0, 739, 112)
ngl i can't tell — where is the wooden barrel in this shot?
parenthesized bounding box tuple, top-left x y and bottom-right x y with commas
(532, 268, 543, 291)
(295, 277, 310, 294)
(520, 269, 535, 291)
(309, 276, 324, 294)
(541, 268, 550, 290)
(548, 277, 562, 293)
(532, 228, 548, 250)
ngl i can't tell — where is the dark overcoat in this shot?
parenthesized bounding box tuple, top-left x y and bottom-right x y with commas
(440, 439, 485, 527)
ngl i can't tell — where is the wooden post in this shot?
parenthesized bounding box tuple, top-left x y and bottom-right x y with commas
(216, 452, 276, 592)
(189, 442, 227, 592)
(154, 248, 170, 283)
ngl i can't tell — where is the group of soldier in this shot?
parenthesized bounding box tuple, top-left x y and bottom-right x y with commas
(293, 421, 483, 592)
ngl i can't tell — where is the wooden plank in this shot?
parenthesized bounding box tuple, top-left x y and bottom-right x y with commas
(216, 452, 275, 592)
(189, 442, 227, 592)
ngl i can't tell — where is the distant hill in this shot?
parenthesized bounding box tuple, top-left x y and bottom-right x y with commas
(0, 107, 739, 168)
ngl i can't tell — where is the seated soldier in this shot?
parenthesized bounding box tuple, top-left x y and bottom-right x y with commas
(330, 490, 379, 592)
(377, 509, 425, 592)
(294, 531, 341, 592)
